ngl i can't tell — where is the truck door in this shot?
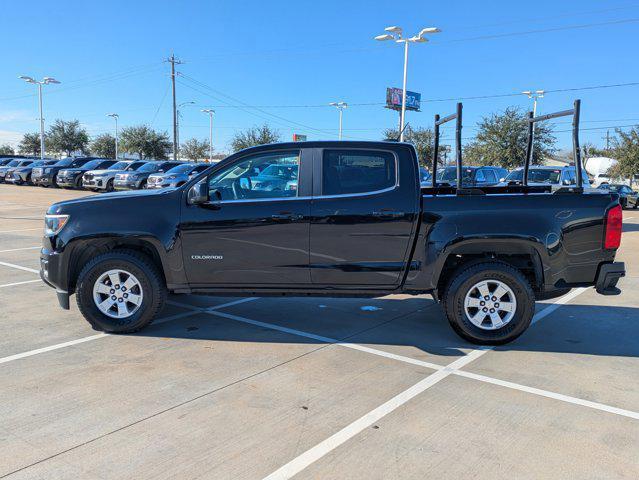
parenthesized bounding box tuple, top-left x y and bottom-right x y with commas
(180, 149, 312, 286)
(309, 147, 419, 286)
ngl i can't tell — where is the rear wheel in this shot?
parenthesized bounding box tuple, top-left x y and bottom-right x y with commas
(76, 250, 166, 333)
(443, 261, 535, 345)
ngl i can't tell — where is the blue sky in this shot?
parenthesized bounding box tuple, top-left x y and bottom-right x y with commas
(1, 0, 638, 154)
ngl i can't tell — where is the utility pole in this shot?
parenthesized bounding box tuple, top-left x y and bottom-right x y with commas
(166, 54, 183, 160)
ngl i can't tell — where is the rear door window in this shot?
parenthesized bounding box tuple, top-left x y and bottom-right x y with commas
(483, 169, 497, 183)
(322, 150, 396, 196)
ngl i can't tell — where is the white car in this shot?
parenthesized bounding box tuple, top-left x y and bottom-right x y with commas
(82, 160, 147, 192)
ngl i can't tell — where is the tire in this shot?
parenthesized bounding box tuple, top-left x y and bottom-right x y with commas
(139, 180, 147, 189)
(76, 250, 167, 333)
(443, 261, 535, 345)
(26, 174, 33, 186)
(51, 174, 59, 188)
(105, 179, 114, 192)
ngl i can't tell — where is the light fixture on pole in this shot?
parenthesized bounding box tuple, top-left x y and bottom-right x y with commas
(329, 102, 348, 140)
(522, 90, 545, 116)
(375, 26, 440, 141)
(201, 109, 215, 162)
(106, 113, 119, 159)
(18, 75, 61, 159)
(176, 101, 195, 159)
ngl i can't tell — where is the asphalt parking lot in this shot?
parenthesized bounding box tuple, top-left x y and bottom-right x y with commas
(1, 184, 638, 479)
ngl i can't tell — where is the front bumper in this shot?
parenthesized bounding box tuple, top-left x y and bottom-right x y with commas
(56, 175, 81, 188)
(34, 173, 56, 186)
(82, 177, 109, 190)
(40, 247, 70, 309)
(595, 262, 625, 295)
(5, 172, 26, 183)
(114, 179, 142, 190)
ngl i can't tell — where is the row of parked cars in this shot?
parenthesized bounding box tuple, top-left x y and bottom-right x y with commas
(0, 157, 210, 192)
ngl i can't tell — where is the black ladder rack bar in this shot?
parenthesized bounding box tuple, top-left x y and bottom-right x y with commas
(523, 99, 582, 190)
(431, 102, 463, 188)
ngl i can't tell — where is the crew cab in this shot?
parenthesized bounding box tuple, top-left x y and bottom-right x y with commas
(39, 102, 626, 345)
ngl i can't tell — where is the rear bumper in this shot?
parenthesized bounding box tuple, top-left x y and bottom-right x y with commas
(595, 262, 625, 295)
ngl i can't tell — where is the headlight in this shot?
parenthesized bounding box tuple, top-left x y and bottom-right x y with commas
(44, 214, 70, 236)
(44, 168, 52, 173)
(128, 174, 139, 180)
(166, 175, 177, 180)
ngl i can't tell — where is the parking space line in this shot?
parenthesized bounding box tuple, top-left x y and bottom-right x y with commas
(0, 298, 258, 366)
(454, 370, 639, 420)
(262, 350, 489, 480)
(0, 279, 42, 288)
(0, 246, 40, 253)
(0, 260, 39, 274)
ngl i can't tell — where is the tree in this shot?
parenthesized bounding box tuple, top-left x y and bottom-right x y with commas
(90, 133, 116, 158)
(382, 126, 444, 167)
(607, 127, 639, 182)
(230, 124, 280, 152)
(18, 133, 43, 156)
(0, 144, 14, 155)
(120, 125, 172, 159)
(46, 119, 89, 157)
(181, 138, 209, 160)
(464, 107, 556, 168)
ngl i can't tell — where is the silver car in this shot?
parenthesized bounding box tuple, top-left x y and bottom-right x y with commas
(146, 163, 210, 189)
(82, 160, 147, 192)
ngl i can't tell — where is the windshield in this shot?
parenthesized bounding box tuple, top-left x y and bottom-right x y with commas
(53, 158, 73, 167)
(125, 161, 146, 171)
(81, 160, 106, 169)
(257, 164, 298, 179)
(30, 160, 46, 167)
(166, 164, 194, 174)
(17, 160, 33, 167)
(137, 162, 161, 173)
(107, 161, 129, 170)
(6, 160, 20, 167)
(504, 168, 562, 184)
(437, 167, 473, 182)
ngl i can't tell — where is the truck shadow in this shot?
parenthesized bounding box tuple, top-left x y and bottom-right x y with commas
(136, 296, 639, 360)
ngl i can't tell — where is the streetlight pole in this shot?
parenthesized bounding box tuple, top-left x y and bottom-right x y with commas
(375, 26, 440, 142)
(201, 109, 215, 162)
(522, 90, 545, 160)
(107, 113, 119, 159)
(177, 101, 195, 160)
(329, 102, 347, 140)
(19, 75, 61, 159)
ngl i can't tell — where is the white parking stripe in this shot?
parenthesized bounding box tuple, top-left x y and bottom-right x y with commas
(0, 298, 258, 365)
(454, 370, 639, 420)
(0, 279, 42, 288)
(0, 260, 39, 274)
(260, 286, 639, 479)
(262, 350, 489, 480)
(0, 246, 40, 253)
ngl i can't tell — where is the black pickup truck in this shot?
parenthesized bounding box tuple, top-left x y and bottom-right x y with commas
(40, 102, 625, 344)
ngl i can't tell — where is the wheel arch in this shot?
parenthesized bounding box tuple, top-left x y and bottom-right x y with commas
(65, 236, 171, 294)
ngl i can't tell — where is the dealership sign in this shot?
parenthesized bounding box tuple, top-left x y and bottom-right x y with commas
(386, 87, 421, 112)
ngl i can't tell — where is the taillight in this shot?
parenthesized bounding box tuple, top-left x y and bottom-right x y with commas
(604, 204, 622, 249)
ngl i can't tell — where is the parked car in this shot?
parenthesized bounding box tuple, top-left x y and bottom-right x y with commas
(147, 163, 210, 189)
(419, 167, 432, 186)
(41, 140, 624, 345)
(32, 157, 97, 187)
(598, 184, 638, 209)
(0, 158, 16, 167)
(56, 159, 117, 189)
(251, 163, 299, 192)
(82, 160, 148, 192)
(0, 159, 34, 183)
(4, 159, 58, 185)
(114, 161, 183, 190)
(436, 165, 507, 188)
(500, 165, 591, 190)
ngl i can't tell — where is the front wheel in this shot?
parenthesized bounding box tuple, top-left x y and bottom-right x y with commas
(443, 261, 535, 345)
(76, 250, 167, 333)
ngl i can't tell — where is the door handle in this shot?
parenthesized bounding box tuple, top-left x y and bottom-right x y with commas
(372, 211, 405, 218)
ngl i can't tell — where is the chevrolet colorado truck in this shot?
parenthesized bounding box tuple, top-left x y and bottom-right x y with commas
(39, 103, 625, 344)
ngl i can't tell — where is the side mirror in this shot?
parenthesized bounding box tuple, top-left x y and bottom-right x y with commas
(499, 177, 505, 182)
(562, 179, 571, 185)
(187, 181, 208, 205)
